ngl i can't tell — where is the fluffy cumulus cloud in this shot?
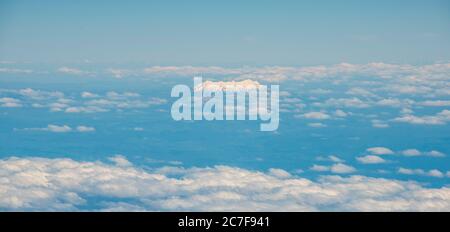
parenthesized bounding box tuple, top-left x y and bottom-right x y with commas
(366, 147, 394, 155)
(310, 163, 356, 174)
(393, 110, 450, 125)
(399, 149, 445, 157)
(297, 111, 331, 120)
(398, 168, 445, 178)
(356, 155, 386, 164)
(0, 156, 449, 211)
(0, 97, 22, 107)
(0, 88, 167, 113)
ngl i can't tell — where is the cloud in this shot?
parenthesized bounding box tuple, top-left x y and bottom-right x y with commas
(371, 119, 389, 128)
(314, 98, 370, 108)
(143, 66, 241, 76)
(20, 125, 95, 133)
(356, 155, 386, 164)
(81, 92, 99, 98)
(376, 98, 414, 108)
(108, 155, 132, 167)
(0, 68, 33, 74)
(334, 109, 348, 117)
(366, 147, 394, 155)
(46, 124, 72, 133)
(298, 112, 331, 120)
(57, 67, 90, 75)
(401, 149, 421, 157)
(308, 122, 326, 128)
(346, 87, 376, 97)
(418, 100, 450, 107)
(316, 155, 344, 163)
(400, 149, 445, 157)
(65, 106, 108, 113)
(1, 156, 448, 211)
(195, 80, 261, 92)
(16, 88, 64, 99)
(0, 88, 167, 113)
(268, 168, 291, 178)
(393, 110, 450, 125)
(0, 97, 22, 108)
(426, 150, 446, 157)
(309, 89, 332, 95)
(310, 163, 356, 174)
(76, 126, 95, 132)
(398, 168, 445, 178)
(310, 164, 329, 172)
(107, 69, 131, 78)
(330, 163, 356, 174)
(328, 155, 345, 163)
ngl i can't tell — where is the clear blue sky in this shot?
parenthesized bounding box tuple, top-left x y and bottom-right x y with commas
(0, 0, 449, 65)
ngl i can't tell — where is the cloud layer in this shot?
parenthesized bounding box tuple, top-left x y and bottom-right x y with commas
(1, 156, 449, 211)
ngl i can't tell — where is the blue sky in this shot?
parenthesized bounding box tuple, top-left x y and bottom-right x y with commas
(0, 1, 449, 211)
(1, 0, 449, 65)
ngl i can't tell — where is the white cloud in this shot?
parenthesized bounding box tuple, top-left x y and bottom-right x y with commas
(316, 155, 344, 163)
(195, 80, 261, 92)
(81, 91, 99, 98)
(426, 150, 446, 157)
(328, 155, 345, 163)
(309, 88, 332, 95)
(310, 163, 356, 174)
(20, 125, 96, 133)
(371, 119, 389, 128)
(57, 67, 90, 75)
(398, 168, 445, 178)
(400, 149, 445, 158)
(107, 69, 131, 78)
(401, 149, 421, 157)
(334, 109, 348, 117)
(366, 147, 394, 155)
(299, 112, 330, 120)
(46, 124, 72, 133)
(376, 98, 414, 108)
(330, 163, 356, 174)
(310, 164, 329, 172)
(428, 170, 445, 178)
(0, 97, 22, 107)
(76, 126, 95, 132)
(308, 122, 326, 128)
(400, 108, 413, 114)
(418, 100, 450, 107)
(65, 106, 108, 113)
(356, 155, 386, 164)
(108, 155, 132, 167)
(268, 168, 291, 178)
(346, 87, 376, 97)
(0, 156, 449, 211)
(0, 68, 33, 74)
(315, 98, 370, 108)
(10, 88, 64, 100)
(393, 110, 450, 125)
(143, 66, 242, 76)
